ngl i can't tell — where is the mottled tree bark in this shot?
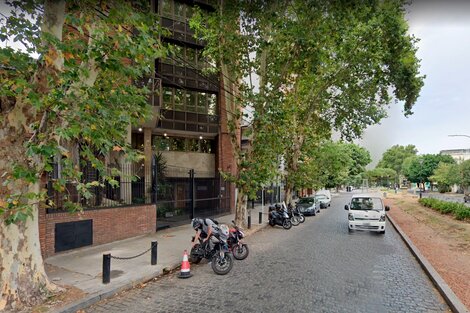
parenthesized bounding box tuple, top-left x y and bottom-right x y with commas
(0, 1, 65, 310)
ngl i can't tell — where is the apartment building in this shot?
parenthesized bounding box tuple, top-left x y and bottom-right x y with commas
(39, 0, 238, 256)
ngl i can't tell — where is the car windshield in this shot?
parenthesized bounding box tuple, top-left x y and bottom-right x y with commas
(315, 195, 327, 200)
(298, 198, 314, 204)
(350, 197, 383, 211)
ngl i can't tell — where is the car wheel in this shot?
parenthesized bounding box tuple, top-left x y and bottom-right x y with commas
(379, 230, 385, 235)
(348, 227, 352, 233)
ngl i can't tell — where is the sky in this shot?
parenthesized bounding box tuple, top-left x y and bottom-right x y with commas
(360, 0, 470, 166)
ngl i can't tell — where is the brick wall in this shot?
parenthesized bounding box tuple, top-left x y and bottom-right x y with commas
(38, 205, 156, 258)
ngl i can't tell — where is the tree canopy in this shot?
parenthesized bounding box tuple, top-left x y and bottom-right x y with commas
(192, 0, 424, 210)
(377, 144, 418, 177)
(430, 162, 460, 192)
(403, 154, 455, 184)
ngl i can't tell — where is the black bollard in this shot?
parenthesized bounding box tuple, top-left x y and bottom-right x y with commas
(102, 253, 111, 284)
(248, 215, 251, 229)
(259, 211, 262, 224)
(151, 241, 158, 265)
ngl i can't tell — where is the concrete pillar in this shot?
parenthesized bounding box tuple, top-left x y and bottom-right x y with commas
(144, 127, 153, 203)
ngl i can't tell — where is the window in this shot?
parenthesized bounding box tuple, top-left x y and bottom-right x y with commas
(174, 89, 184, 111)
(162, 87, 173, 110)
(163, 44, 211, 71)
(153, 136, 215, 154)
(208, 94, 217, 115)
(186, 91, 196, 112)
(160, 0, 192, 22)
(197, 93, 207, 113)
(174, 2, 184, 20)
(159, 88, 217, 115)
(186, 48, 197, 66)
(161, 0, 172, 17)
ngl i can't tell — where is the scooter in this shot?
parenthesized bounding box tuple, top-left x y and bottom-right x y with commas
(268, 204, 292, 229)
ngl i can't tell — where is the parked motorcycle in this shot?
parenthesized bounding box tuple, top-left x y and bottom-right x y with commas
(285, 202, 303, 226)
(268, 204, 292, 229)
(190, 224, 233, 275)
(228, 220, 249, 260)
(288, 202, 305, 223)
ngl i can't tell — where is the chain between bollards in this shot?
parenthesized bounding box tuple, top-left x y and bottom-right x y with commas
(102, 241, 158, 284)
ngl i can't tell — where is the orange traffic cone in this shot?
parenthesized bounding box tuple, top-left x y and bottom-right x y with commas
(178, 250, 192, 279)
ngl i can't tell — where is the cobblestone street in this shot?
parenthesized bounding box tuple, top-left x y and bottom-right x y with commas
(85, 194, 450, 313)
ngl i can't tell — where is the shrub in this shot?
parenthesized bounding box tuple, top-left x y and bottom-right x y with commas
(418, 198, 470, 221)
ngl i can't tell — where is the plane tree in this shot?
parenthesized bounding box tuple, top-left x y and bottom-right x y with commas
(191, 0, 424, 224)
(0, 1, 166, 309)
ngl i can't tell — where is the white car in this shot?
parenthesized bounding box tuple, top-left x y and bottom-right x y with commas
(315, 190, 331, 207)
(315, 194, 330, 208)
(344, 194, 390, 234)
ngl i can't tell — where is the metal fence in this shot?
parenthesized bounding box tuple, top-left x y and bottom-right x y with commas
(254, 185, 283, 205)
(45, 158, 233, 228)
(156, 166, 232, 229)
(46, 161, 156, 213)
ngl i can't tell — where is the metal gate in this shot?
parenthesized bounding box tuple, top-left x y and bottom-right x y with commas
(155, 166, 232, 230)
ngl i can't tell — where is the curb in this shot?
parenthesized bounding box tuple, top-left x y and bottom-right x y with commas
(52, 222, 269, 313)
(387, 215, 469, 313)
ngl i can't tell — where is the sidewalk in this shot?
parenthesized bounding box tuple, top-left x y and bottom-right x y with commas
(47, 204, 269, 313)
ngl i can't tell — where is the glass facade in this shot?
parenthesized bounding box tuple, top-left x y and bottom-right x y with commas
(162, 87, 216, 115)
(160, 0, 193, 22)
(154, 135, 215, 153)
(163, 45, 214, 71)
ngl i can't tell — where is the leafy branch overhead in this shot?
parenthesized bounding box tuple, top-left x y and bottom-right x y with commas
(1, 1, 167, 223)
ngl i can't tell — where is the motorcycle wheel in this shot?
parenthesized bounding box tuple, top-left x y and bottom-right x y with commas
(232, 244, 249, 260)
(269, 219, 275, 227)
(211, 252, 233, 275)
(282, 219, 292, 230)
(299, 214, 305, 223)
(189, 244, 203, 264)
(291, 215, 300, 226)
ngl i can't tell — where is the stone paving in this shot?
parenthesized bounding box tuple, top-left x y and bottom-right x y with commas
(85, 193, 450, 313)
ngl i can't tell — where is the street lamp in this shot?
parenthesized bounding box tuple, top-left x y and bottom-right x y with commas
(418, 158, 423, 199)
(448, 134, 470, 139)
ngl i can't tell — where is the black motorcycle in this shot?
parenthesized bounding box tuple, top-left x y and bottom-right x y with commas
(190, 225, 233, 275)
(268, 204, 292, 229)
(228, 220, 249, 260)
(288, 203, 305, 224)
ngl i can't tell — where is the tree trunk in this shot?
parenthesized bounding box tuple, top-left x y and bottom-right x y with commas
(0, 1, 65, 309)
(285, 183, 293, 207)
(234, 189, 247, 228)
(0, 187, 57, 311)
(0, 116, 57, 310)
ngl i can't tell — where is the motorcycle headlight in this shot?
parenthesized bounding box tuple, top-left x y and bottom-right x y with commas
(348, 213, 354, 221)
(379, 215, 386, 222)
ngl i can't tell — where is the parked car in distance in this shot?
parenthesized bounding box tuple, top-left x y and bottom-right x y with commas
(344, 194, 390, 234)
(316, 190, 331, 205)
(296, 197, 320, 216)
(464, 193, 470, 203)
(315, 194, 330, 208)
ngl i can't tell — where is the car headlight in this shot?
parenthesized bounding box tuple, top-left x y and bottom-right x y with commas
(379, 215, 386, 222)
(348, 213, 354, 221)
